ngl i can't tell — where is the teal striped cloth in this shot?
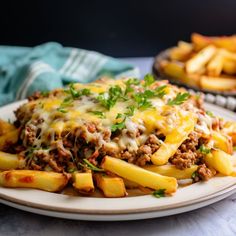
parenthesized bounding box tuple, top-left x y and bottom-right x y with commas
(0, 42, 139, 106)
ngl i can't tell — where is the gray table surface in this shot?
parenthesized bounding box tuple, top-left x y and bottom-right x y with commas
(1, 57, 236, 236)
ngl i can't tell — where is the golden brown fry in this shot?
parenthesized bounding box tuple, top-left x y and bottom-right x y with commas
(169, 41, 193, 61)
(72, 172, 94, 194)
(205, 149, 234, 175)
(200, 75, 236, 91)
(207, 51, 224, 76)
(212, 131, 233, 154)
(144, 165, 198, 179)
(94, 174, 127, 198)
(223, 59, 236, 75)
(0, 151, 25, 170)
(0, 170, 69, 192)
(0, 129, 19, 151)
(185, 45, 216, 74)
(222, 121, 236, 145)
(0, 119, 16, 136)
(192, 33, 236, 52)
(101, 156, 177, 193)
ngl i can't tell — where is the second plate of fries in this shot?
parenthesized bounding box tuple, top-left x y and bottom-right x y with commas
(153, 33, 236, 95)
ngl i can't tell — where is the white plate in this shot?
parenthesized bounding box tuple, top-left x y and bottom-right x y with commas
(0, 100, 235, 221)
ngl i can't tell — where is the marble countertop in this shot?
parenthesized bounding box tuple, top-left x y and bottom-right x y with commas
(0, 57, 235, 236)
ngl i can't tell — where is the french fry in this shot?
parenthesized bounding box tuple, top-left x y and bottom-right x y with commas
(151, 112, 196, 166)
(207, 51, 224, 76)
(185, 45, 216, 74)
(0, 170, 69, 192)
(0, 151, 25, 170)
(223, 59, 236, 75)
(161, 61, 200, 87)
(205, 149, 234, 175)
(0, 119, 16, 136)
(222, 121, 236, 145)
(192, 33, 236, 52)
(200, 75, 236, 91)
(191, 33, 212, 51)
(101, 156, 177, 193)
(144, 165, 198, 179)
(0, 129, 19, 151)
(72, 172, 94, 194)
(212, 131, 233, 154)
(94, 174, 127, 197)
(169, 41, 193, 61)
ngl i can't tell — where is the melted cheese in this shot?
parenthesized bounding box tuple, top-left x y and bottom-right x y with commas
(18, 79, 200, 154)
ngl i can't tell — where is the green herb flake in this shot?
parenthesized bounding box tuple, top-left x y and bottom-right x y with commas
(83, 159, 104, 172)
(155, 85, 167, 98)
(116, 113, 123, 119)
(133, 93, 153, 109)
(68, 167, 77, 173)
(153, 189, 166, 198)
(167, 92, 190, 106)
(41, 91, 49, 97)
(89, 111, 106, 119)
(57, 107, 68, 113)
(111, 120, 126, 132)
(233, 146, 236, 151)
(144, 74, 155, 87)
(198, 145, 211, 155)
(206, 111, 214, 118)
(124, 105, 135, 117)
(191, 171, 198, 179)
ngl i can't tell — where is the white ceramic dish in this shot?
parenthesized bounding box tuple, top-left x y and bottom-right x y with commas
(0, 100, 235, 221)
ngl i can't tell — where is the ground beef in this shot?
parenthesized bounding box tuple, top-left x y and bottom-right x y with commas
(28, 91, 45, 101)
(170, 132, 203, 169)
(193, 164, 215, 181)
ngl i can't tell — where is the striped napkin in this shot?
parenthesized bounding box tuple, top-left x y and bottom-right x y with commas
(0, 42, 139, 106)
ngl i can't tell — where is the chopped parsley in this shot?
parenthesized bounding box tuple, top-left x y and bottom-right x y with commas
(89, 111, 106, 119)
(155, 85, 167, 98)
(198, 144, 211, 155)
(206, 111, 214, 118)
(153, 189, 166, 198)
(233, 146, 236, 151)
(65, 84, 91, 99)
(191, 171, 198, 179)
(111, 119, 126, 132)
(41, 91, 49, 97)
(83, 159, 104, 172)
(133, 93, 153, 109)
(124, 78, 140, 94)
(144, 74, 155, 87)
(57, 107, 68, 113)
(167, 92, 190, 106)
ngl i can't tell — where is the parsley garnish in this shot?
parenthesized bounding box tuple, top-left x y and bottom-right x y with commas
(206, 111, 214, 118)
(83, 159, 104, 172)
(133, 93, 153, 109)
(41, 91, 49, 97)
(89, 111, 105, 118)
(65, 84, 91, 99)
(167, 92, 190, 106)
(116, 113, 123, 119)
(233, 146, 236, 151)
(57, 107, 68, 113)
(97, 85, 124, 110)
(144, 74, 155, 87)
(124, 105, 135, 117)
(153, 189, 166, 198)
(125, 78, 140, 94)
(155, 85, 167, 98)
(191, 171, 198, 179)
(111, 119, 126, 132)
(198, 145, 211, 155)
